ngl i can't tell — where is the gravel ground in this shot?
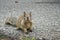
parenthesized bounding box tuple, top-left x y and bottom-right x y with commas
(0, 0, 60, 40)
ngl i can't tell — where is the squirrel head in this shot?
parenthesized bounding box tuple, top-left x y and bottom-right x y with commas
(23, 12, 32, 28)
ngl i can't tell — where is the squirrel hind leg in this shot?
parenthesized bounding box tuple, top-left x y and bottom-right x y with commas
(16, 28, 22, 30)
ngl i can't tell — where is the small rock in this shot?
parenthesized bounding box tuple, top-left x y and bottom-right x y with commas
(15, 1, 18, 3)
(42, 38, 46, 40)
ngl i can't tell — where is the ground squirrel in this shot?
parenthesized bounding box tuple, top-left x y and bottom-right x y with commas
(5, 12, 34, 34)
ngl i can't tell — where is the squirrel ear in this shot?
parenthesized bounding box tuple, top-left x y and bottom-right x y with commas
(24, 11, 26, 20)
(24, 11, 26, 17)
(30, 12, 32, 20)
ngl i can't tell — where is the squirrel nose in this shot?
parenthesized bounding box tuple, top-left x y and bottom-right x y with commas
(27, 17, 29, 20)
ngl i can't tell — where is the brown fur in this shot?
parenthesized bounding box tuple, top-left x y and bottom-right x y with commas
(5, 12, 33, 33)
(16, 12, 33, 33)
